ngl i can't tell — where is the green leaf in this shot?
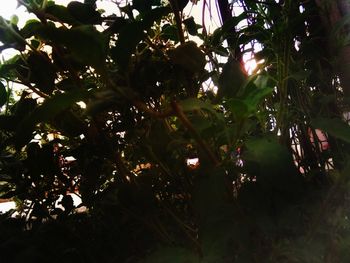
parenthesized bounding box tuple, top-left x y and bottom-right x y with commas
(167, 41, 206, 73)
(142, 7, 171, 27)
(180, 98, 226, 127)
(31, 89, 90, 122)
(64, 26, 107, 70)
(133, 0, 152, 13)
(217, 59, 247, 99)
(84, 0, 97, 8)
(14, 97, 37, 119)
(225, 79, 272, 121)
(151, 0, 162, 6)
(179, 98, 214, 112)
(183, 16, 200, 35)
(0, 17, 25, 51)
(311, 117, 350, 143)
(193, 167, 228, 221)
(147, 120, 172, 157)
(45, 4, 78, 24)
(10, 15, 19, 25)
(20, 0, 44, 9)
(226, 98, 249, 119)
(161, 24, 179, 42)
(110, 6, 169, 68)
(189, 115, 213, 131)
(244, 85, 273, 111)
(0, 81, 7, 107)
(0, 55, 28, 80)
(52, 110, 87, 137)
(36, 24, 107, 71)
(221, 13, 247, 34)
(174, 0, 189, 11)
(244, 136, 290, 169)
(67, 1, 101, 24)
(243, 136, 298, 185)
(15, 89, 90, 148)
(0, 60, 17, 79)
(0, 115, 18, 131)
(209, 13, 246, 47)
(30, 39, 40, 49)
(111, 21, 145, 69)
(27, 51, 56, 94)
(20, 19, 42, 38)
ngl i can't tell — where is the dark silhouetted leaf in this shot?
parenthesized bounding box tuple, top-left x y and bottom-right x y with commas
(312, 117, 350, 143)
(0, 81, 7, 107)
(133, 0, 152, 13)
(84, 0, 97, 8)
(30, 89, 90, 122)
(161, 24, 179, 42)
(217, 58, 247, 99)
(36, 24, 107, 71)
(183, 16, 200, 35)
(174, 0, 189, 11)
(179, 98, 214, 112)
(20, 19, 42, 38)
(0, 17, 25, 51)
(67, 1, 101, 24)
(15, 89, 90, 148)
(53, 110, 87, 137)
(27, 51, 56, 94)
(111, 21, 145, 69)
(179, 98, 224, 123)
(226, 98, 249, 119)
(243, 136, 299, 190)
(0, 115, 17, 131)
(167, 41, 206, 73)
(104, 17, 129, 34)
(142, 7, 171, 27)
(45, 4, 77, 24)
(14, 97, 37, 119)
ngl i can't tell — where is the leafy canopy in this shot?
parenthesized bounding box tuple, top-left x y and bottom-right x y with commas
(1, 0, 350, 262)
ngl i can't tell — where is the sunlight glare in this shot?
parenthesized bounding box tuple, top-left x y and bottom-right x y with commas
(0, 1, 18, 20)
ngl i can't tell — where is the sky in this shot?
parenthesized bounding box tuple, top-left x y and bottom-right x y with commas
(0, 1, 21, 20)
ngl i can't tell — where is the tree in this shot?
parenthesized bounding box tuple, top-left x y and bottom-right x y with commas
(1, 0, 350, 262)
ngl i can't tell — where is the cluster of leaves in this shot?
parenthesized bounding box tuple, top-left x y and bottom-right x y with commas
(0, 0, 350, 262)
